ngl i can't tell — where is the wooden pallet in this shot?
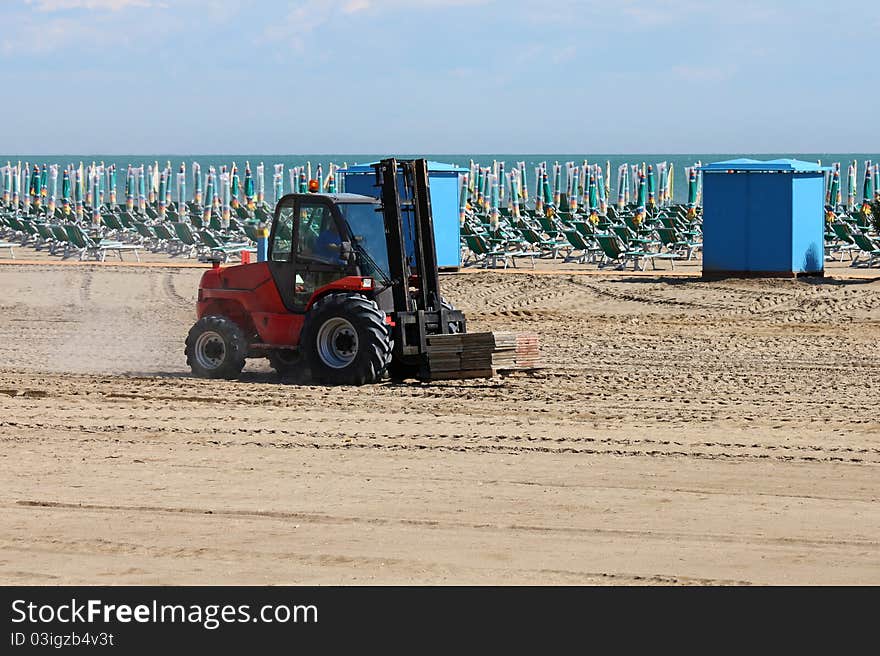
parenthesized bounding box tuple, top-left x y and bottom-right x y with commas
(425, 331, 543, 378)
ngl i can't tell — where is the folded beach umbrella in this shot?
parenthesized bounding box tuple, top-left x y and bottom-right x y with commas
(149, 162, 159, 205)
(659, 163, 669, 206)
(458, 173, 469, 225)
(315, 164, 323, 191)
(616, 165, 627, 211)
(230, 163, 240, 208)
(475, 167, 485, 210)
(511, 173, 522, 218)
(552, 162, 561, 208)
(604, 161, 611, 202)
(30, 164, 40, 209)
(137, 166, 147, 214)
(542, 167, 553, 215)
(12, 163, 20, 210)
(75, 165, 84, 221)
(686, 167, 698, 218)
(862, 163, 873, 212)
(193, 162, 203, 206)
(597, 165, 608, 214)
(569, 166, 579, 214)
(61, 168, 71, 215)
(158, 169, 167, 219)
(125, 166, 135, 212)
(586, 171, 597, 212)
(256, 163, 266, 205)
(846, 163, 856, 211)
(519, 162, 528, 204)
(828, 169, 840, 216)
(108, 165, 117, 206)
(273, 164, 284, 206)
(177, 169, 186, 218)
(299, 167, 308, 193)
(327, 169, 337, 194)
(482, 168, 491, 211)
(220, 171, 231, 230)
(497, 162, 505, 204)
(634, 170, 647, 225)
(2, 163, 10, 206)
(203, 168, 216, 224)
(21, 163, 32, 214)
(244, 162, 255, 210)
(47, 165, 58, 218)
(1, 164, 8, 206)
(646, 164, 656, 209)
(90, 169, 102, 226)
(489, 173, 500, 228)
(874, 163, 880, 201)
(534, 166, 544, 215)
(163, 164, 171, 208)
(40, 164, 48, 201)
(98, 163, 107, 208)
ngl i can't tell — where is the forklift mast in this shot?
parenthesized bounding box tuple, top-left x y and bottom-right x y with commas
(372, 158, 466, 366)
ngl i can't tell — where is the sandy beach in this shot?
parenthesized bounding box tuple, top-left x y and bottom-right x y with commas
(0, 262, 878, 584)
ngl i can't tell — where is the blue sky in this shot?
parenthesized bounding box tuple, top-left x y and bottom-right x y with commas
(0, 0, 876, 154)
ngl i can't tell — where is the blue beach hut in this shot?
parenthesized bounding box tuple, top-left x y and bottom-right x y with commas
(338, 160, 466, 269)
(700, 158, 829, 277)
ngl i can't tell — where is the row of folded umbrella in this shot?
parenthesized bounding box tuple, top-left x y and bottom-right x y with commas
(457, 159, 704, 226)
(0, 160, 345, 226)
(824, 160, 880, 216)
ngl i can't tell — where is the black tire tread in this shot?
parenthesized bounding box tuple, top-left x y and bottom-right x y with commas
(185, 315, 247, 380)
(301, 293, 392, 385)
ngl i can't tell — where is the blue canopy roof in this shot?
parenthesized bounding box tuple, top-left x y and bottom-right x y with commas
(701, 158, 830, 173)
(339, 160, 467, 174)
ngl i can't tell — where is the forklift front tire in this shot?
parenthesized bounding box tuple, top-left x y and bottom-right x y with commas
(301, 293, 392, 385)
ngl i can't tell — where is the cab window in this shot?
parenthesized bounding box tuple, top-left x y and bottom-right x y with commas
(271, 205, 295, 262)
(297, 203, 343, 265)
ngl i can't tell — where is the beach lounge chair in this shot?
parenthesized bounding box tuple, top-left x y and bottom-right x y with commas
(828, 223, 860, 262)
(850, 232, 880, 267)
(197, 230, 254, 263)
(152, 223, 183, 255)
(49, 224, 72, 257)
(63, 224, 141, 262)
(562, 229, 599, 264)
(595, 233, 675, 271)
(462, 233, 537, 269)
(34, 223, 60, 254)
(517, 227, 565, 259)
(172, 222, 206, 259)
(132, 222, 161, 251)
(655, 227, 701, 260)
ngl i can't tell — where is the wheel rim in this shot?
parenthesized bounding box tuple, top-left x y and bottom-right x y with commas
(316, 317, 358, 369)
(194, 330, 226, 370)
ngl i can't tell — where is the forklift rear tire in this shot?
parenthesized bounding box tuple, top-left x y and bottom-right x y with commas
(301, 293, 392, 385)
(185, 315, 247, 380)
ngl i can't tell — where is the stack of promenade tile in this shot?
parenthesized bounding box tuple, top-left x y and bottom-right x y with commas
(425, 331, 543, 380)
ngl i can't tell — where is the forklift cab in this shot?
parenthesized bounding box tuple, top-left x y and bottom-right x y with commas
(267, 193, 391, 312)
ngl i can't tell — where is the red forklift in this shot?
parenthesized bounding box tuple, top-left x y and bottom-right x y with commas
(185, 158, 467, 384)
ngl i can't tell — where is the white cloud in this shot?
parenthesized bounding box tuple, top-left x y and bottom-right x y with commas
(25, 0, 157, 10)
(342, 0, 370, 13)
